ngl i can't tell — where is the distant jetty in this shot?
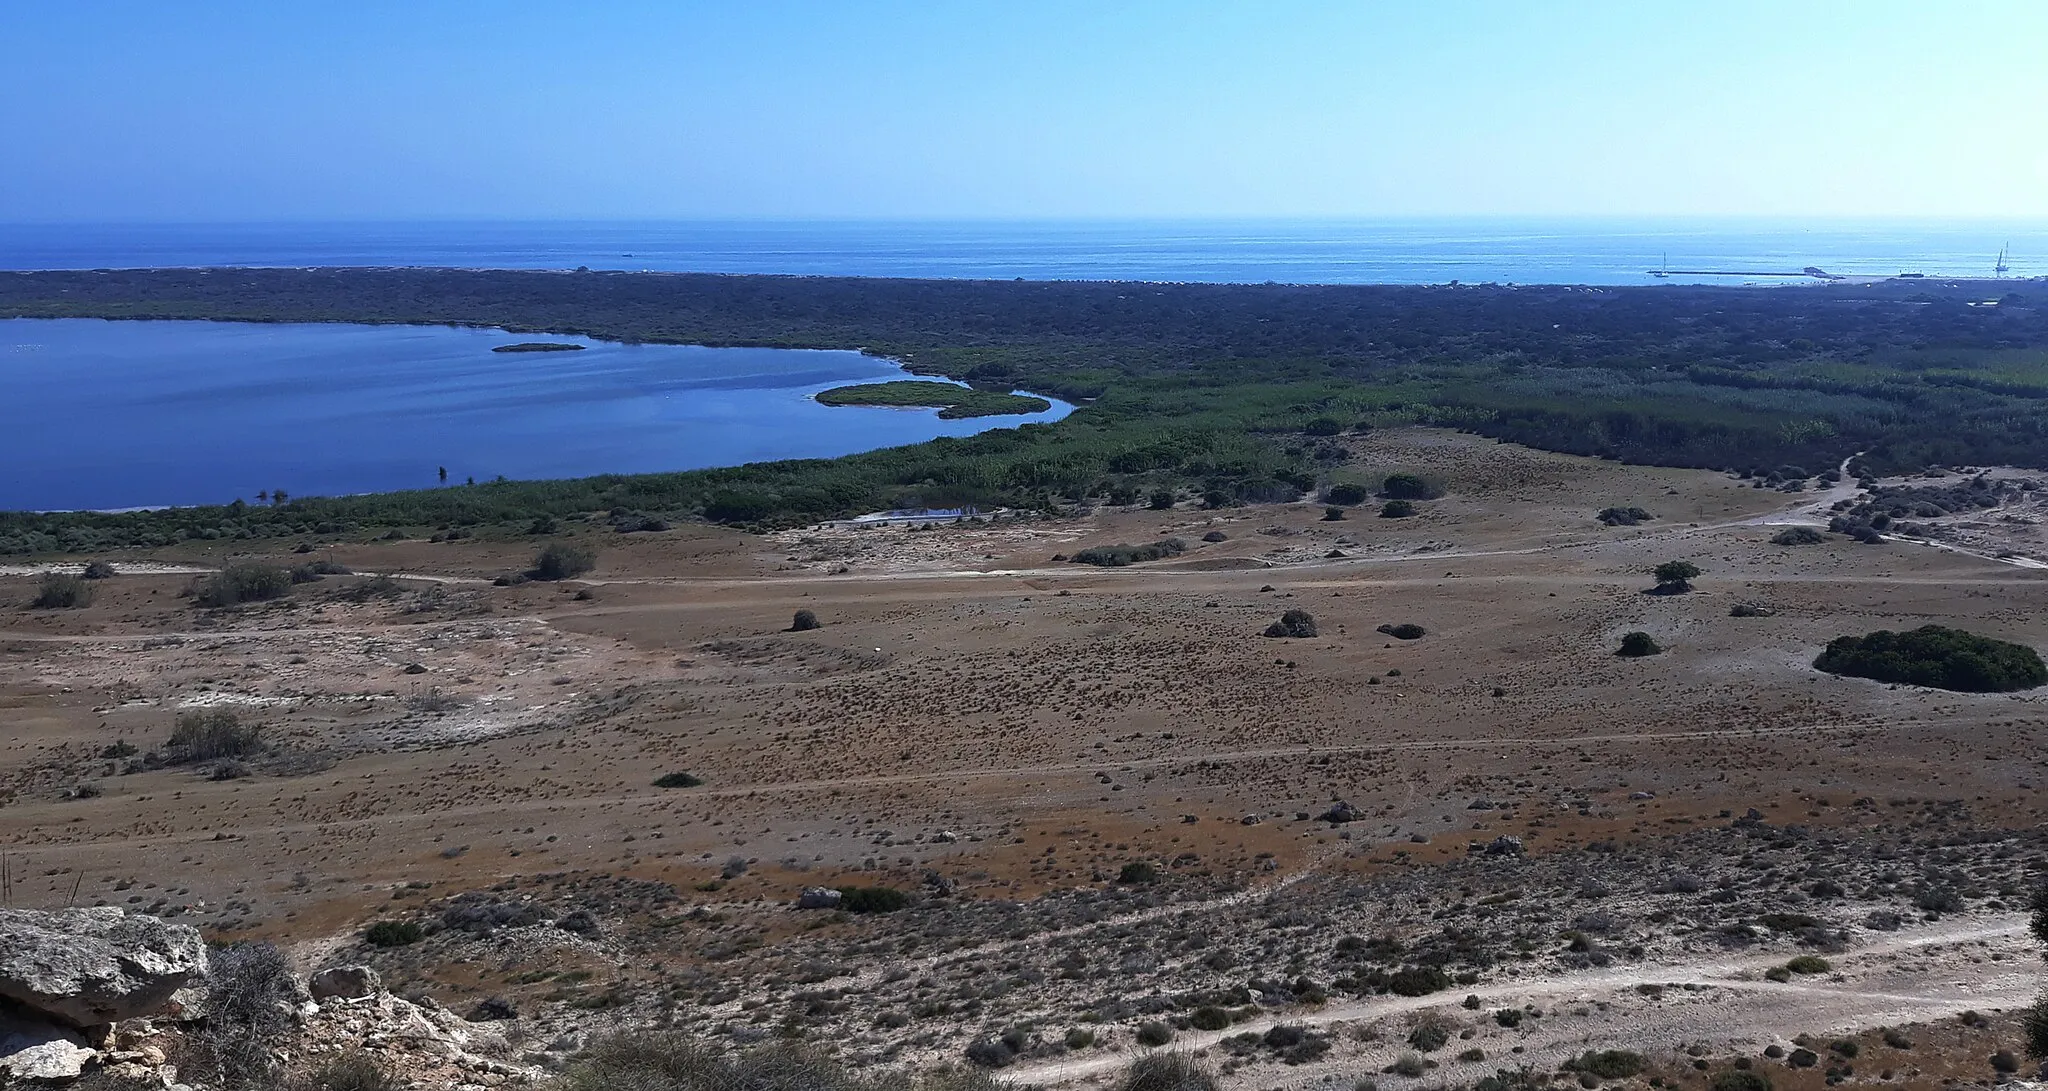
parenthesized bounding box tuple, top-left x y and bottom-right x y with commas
(1648, 265, 1842, 281)
(492, 341, 585, 353)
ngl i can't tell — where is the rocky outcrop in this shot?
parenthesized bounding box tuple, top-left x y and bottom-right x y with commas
(0, 908, 207, 1028)
(796, 887, 843, 910)
(309, 965, 381, 1002)
(0, 1011, 94, 1082)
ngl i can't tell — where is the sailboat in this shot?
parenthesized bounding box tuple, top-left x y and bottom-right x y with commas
(1995, 243, 2010, 278)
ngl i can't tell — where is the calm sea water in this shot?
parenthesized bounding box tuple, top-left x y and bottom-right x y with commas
(0, 219, 2041, 285)
(0, 318, 1070, 511)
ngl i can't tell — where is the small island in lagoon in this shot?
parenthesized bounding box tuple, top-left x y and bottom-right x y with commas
(814, 380, 1052, 419)
(493, 341, 586, 353)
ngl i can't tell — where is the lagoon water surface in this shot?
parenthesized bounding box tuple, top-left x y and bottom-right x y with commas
(0, 318, 1069, 511)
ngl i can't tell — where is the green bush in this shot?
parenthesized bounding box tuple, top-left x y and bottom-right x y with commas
(195, 563, 292, 607)
(1322, 506, 1347, 521)
(1387, 965, 1449, 996)
(31, 572, 92, 608)
(1597, 506, 1653, 527)
(789, 609, 820, 631)
(80, 560, 117, 579)
(1379, 499, 1416, 518)
(1071, 539, 1188, 567)
(1784, 954, 1831, 975)
(1382, 473, 1443, 500)
(1652, 560, 1700, 592)
(529, 543, 596, 581)
(1325, 483, 1370, 506)
(1571, 1050, 1646, 1079)
(1770, 526, 1827, 546)
(1189, 1006, 1232, 1031)
(653, 771, 703, 788)
(1617, 631, 1662, 658)
(167, 710, 263, 763)
(2023, 993, 2048, 1058)
(1118, 860, 1160, 884)
(1709, 1071, 1771, 1091)
(1264, 609, 1318, 639)
(839, 886, 909, 913)
(1407, 1023, 1451, 1052)
(1135, 1022, 1174, 1047)
(1813, 625, 2047, 692)
(361, 921, 423, 948)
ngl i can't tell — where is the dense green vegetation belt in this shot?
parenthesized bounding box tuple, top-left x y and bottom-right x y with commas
(1, 268, 2045, 554)
(813, 380, 1051, 418)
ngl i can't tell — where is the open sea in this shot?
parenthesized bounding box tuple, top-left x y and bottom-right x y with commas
(1, 218, 2041, 286)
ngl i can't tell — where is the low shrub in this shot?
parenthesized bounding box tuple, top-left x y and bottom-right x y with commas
(195, 563, 292, 607)
(1135, 1021, 1174, 1047)
(294, 1050, 401, 1091)
(1264, 609, 1318, 639)
(1382, 473, 1443, 500)
(839, 886, 909, 913)
(1709, 1071, 1771, 1091)
(32, 573, 93, 608)
(1785, 954, 1831, 975)
(1617, 631, 1662, 658)
(653, 771, 703, 788)
(1071, 539, 1188, 567)
(567, 1034, 1008, 1091)
(361, 920, 424, 948)
(1189, 1006, 1232, 1031)
(1770, 526, 1828, 546)
(1323, 506, 1347, 521)
(1494, 1008, 1524, 1028)
(1119, 860, 1160, 884)
(1407, 1023, 1451, 1052)
(1379, 500, 1416, 518)
(80, 560, 118, 579)
(529, 543, 596, 581)
(1201, 530, 1228, 542)
(1118, 1053, 1216, 1091)
(1570, 1050, 1646, 1079)
(1597, 506, 1653, 527)
(1325, 483, 1370, 506)
(1387, 965, 1449, 996)
(1730, 603, 1776, 617)
(167, 710, 263, 763)
(789, 609, 820, 631)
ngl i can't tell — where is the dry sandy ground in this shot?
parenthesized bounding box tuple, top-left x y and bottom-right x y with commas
(3, 428, 2046, 1087)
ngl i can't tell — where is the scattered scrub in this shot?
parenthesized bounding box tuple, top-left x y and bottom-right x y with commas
(1597, 506, 1653, 527)
(1071, 539, 1187, 567)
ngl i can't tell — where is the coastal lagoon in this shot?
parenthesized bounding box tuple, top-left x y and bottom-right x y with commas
(0, 318, 1069, 511)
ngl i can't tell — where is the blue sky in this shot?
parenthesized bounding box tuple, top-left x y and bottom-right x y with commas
(5, 1, 2045, 221)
